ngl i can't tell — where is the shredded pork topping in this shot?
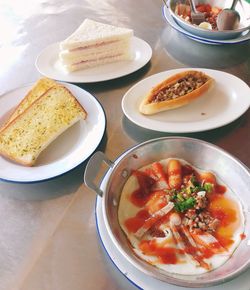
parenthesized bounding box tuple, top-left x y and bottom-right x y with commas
(150, 73, 208, 103)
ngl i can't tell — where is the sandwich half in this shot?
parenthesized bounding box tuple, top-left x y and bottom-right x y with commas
(0, 85, 87, 166)
(139, 70, 214, 115)
(59, 18, 134, 72)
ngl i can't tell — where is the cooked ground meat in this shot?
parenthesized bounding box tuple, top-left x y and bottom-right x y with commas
(183, 209, 219, 233)
(150, 74, 208, 103)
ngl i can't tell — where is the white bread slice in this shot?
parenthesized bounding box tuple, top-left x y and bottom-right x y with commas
(0, 85, 87, 166)
(60, 18, 133, 51)
(1, 78, 57, 131)
(59, 39, 131, 65)
(63, 52, 132, 72)
(139, 71, 214, 115)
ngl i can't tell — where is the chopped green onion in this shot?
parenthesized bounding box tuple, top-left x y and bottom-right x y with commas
(174, 197, 196, 213)
(177, 193, 184, 201)
(204, 182, 213, 193)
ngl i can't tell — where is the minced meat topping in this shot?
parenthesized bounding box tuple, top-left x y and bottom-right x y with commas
(150, 73, 208, 103)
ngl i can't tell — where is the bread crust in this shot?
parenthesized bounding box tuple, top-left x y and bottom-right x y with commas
(0, 85, 87, 166)
(0, 78, 57, 131)
(139, 70, 214, 115)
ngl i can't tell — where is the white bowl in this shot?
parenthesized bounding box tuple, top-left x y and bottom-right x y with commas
(168, 0, 250, 40)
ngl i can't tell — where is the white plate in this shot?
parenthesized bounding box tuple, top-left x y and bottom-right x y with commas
(95, 195, 250, 290)
(0, 83, 106, 183)
(35, 37, 152, 83)
(163, 6, 250, 45)
(122, 68, 250, 133)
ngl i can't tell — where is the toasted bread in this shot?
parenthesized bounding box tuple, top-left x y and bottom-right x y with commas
(0, 85, 87, 166)
(139, 70, 214, 115)
(1, 78, 57, 130)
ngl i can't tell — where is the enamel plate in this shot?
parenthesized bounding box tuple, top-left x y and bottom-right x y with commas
(35, 37, 152, 83)
(0, 83, 105, 183)
(122, 68, 250, 133)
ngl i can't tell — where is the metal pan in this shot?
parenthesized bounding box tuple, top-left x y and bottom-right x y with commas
(84, 136, 250, 287)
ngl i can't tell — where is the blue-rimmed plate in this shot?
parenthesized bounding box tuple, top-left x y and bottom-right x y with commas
(0, 83, 106, 183)
(163, 6, 250, 45)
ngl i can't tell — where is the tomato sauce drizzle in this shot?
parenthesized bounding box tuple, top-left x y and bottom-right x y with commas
(130, 170, 156, 207)
(124, 160, 242, 268)
(182, 165, 194, 176)
(139, 239, 179, 264)
(215, 184, 226, 194)
(240, 233, 246, 240)
(125, 209, 150, 233)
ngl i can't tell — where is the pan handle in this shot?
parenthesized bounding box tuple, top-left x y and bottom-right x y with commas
(84, 151, 114, 197)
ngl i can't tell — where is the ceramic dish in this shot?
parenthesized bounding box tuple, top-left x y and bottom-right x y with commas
(85, 137, 250, 287)
(0, 82, 106, 183)
(35, 37, 152, 83)
(121, 68, 250, 133)
(163, 5, 250, 45)
(167, 0, 250, 40)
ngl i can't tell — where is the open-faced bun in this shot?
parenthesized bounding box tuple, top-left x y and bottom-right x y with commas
(139, 70, 214, 115)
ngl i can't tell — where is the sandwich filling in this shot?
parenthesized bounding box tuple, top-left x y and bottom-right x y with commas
(118, 158, 245, 275)
(59, 19, 134, 72)
(149, 73, 208, 103)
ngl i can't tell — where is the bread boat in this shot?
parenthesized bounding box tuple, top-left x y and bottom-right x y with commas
(139, 70, 214, 115)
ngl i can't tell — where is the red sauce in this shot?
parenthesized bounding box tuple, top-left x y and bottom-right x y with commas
(130, 171, 156, 207)
(214, 234, 234, 248)
(146, 190, 167, 213)
(144, 168, 158, 180)
(124, 209, 150, 233)
(240, 233, 246, 240)
(139, 239, 179, 264)
(182, 165, 194, 176)
(215, 184, 226, 194)
(201, 247, 214, 259)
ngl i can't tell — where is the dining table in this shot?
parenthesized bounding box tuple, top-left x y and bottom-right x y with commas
(0, 0, 250, 289)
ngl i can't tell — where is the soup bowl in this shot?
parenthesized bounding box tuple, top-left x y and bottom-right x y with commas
(167, 0, 250, 40)
(84, 137, 250, 287)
